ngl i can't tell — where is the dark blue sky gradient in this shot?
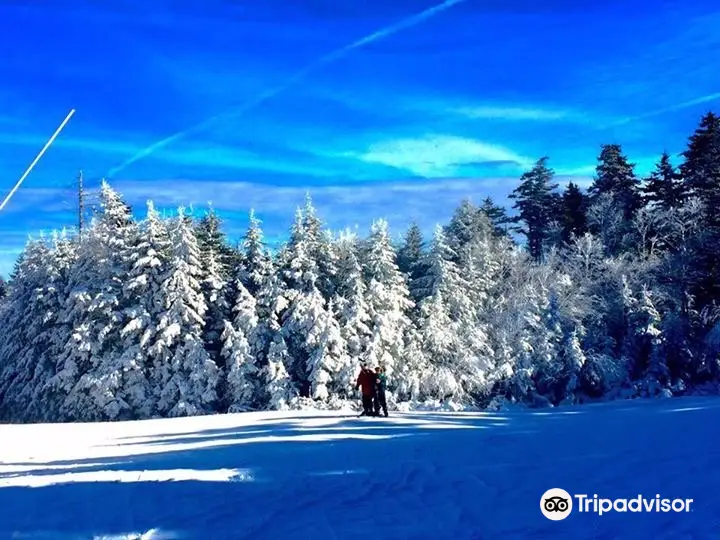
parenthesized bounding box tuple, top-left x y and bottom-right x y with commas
(0, 0, 718, 275)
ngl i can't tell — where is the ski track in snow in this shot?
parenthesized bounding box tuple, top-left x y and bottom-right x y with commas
(0, 398, 719, 539)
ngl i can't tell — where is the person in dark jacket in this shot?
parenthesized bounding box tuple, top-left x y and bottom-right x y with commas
(356, 363, 376, 416)
(373, 365, 388, 417)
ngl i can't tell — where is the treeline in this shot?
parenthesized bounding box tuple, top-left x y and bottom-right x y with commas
(0, 113, 719, 423)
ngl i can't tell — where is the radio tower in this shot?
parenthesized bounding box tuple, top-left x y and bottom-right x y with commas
(77, 169, 85, 239)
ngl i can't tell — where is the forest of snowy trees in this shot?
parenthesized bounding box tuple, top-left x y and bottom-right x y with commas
(1, 112, 720, 423)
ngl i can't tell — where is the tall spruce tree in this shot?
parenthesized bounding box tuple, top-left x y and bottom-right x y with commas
(363, 219, 415, 388)
(396, 222, 426, 303)
(333, 232, 372, 382)
(241, 209, 273, 296)
(676, 113, 720, 307)
(509, 157, 559, 260)
(195, 208, 234, 278)
(643, 152, 683, 209)
(589, 144, 641, 221)
(302, 194, 337, 301)
(560, 182, 588, 243)
(679, 112, 720, 206)
(49, 182, 137, 421)
(151, 207, 219, 417)
(479, 197, 513, 238)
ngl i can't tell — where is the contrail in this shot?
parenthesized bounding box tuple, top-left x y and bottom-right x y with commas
(0, 109, 76, 212)
(610, 92, 720, 127)
(107, 0, 469, 177)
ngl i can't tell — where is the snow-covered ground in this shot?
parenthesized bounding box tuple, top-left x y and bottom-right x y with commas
(1, 397, 718, 540)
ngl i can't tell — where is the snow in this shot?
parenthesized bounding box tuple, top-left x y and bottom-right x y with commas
(1, 397, 718, 539)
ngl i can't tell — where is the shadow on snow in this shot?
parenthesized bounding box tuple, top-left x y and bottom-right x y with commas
(1, 397, 719, 539)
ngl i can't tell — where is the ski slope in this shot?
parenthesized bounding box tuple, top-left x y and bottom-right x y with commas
(0, 397, 718, 539)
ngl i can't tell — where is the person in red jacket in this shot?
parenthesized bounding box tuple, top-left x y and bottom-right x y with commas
(356, 362, 377, 416)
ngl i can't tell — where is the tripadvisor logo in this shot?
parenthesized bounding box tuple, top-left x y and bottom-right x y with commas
(540, 488, 694, 520)
(541, 488, 573, 520)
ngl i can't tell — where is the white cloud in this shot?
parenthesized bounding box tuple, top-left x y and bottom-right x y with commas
(451, 105, 576, 122)
(350, 135, 534, 177)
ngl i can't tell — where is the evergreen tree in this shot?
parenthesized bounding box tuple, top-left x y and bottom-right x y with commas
(621, 281, 664, 385)
(643, 152, 683, 209)
(221, 279, 260, 412)
(589, 144, 641, 221)
(49, 181, 137, 421)
(0, 234, 76, 421)
(302, 194, 337, 301)
(195, 207, 234, 279)
(444, 199, 484, 263)
(363, 219, 414, 389)
(306, 298, 351, 401)
(264, 332, 296, 409)
(397, 222, 424, 276)
(679, 112, 720, 206)
(677, 112, 720, 306)
(396, 222, 426, 303)
(115, 201, 169, 419)
(509, 157, 559, 260)
(559, 327, 587, 404)
(560, 182, 588, 242)
(199, 241, 230, 369)
(276, 207, 344, 399)
(333, 232, 372, 388)
(150, 207, 219, 417)
(414, 225, 489, 400)
(241, 209, 273, 297)
(479, 197, 513, 238)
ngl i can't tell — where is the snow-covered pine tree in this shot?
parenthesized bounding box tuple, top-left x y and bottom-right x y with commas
(257, 259, 297, 409)
(0, 238, 48, 420)
(332, 230, 372, 394)
(264, 331, 296, 410)
(362, 219, 415, 397)
(23, 231, 78, 420)
(275, 207, 348, 401)
(306, 298, 350, 401)
(112, 200, 171, 418)
(302, 194, 337, 301)
(221, 277, 260, 412)
(527, 290, 566, 405)
(276, 209, 316, 392)
(444, 200, 508, 313)
(150, 206, 219, 417)
(48, 181, 136, 421)
(195, 208, 233, 368)
(397, 222, 427, 304)
(0, 233, 76, 421)
(195, 207, 235, 279)
(241, 209, 273, 297)
(199, 235, 230, 371)
(414, 225, 487, 402)
(620, 277, 654, 384)
(629, 286, 670, 396)
(227, 209, 276, 385)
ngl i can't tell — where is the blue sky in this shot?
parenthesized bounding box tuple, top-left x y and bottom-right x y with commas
(0, 0, 718, 276)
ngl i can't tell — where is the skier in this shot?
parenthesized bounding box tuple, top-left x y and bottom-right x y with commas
(356, 362, 376, 416)
(373, 365, 388, 417)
